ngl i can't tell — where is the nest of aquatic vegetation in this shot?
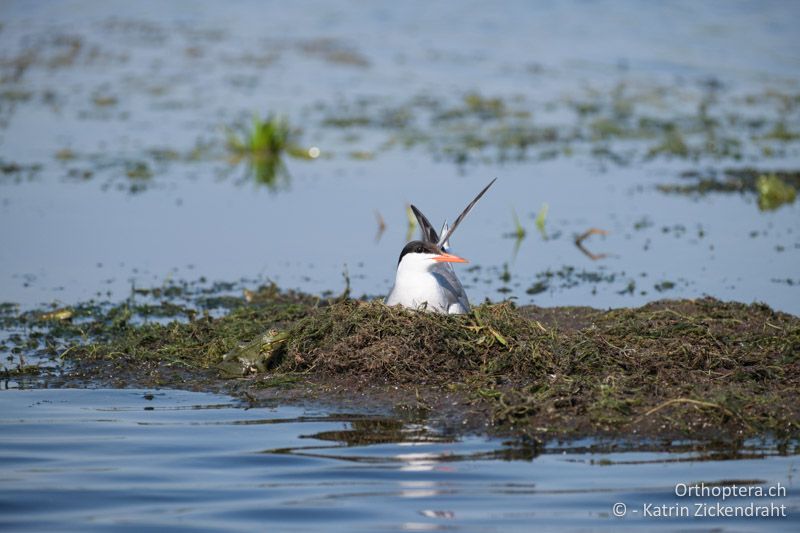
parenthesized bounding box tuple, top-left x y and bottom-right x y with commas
(38, 290, 800, 442)
(233, 297, 799, 441)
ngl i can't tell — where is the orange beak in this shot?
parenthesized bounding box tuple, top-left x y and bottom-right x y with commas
(433, 252, 468, 263)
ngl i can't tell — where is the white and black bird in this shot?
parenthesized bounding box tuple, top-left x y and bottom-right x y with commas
(384, 179, 497, 314)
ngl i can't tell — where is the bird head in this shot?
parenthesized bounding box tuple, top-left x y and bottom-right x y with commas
(397, 240, 468, 272)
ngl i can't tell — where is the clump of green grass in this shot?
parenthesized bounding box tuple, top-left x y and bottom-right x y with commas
(757, 173, 797, 211)
(226, 114, 317, 189)
(227, 114, 290, 156)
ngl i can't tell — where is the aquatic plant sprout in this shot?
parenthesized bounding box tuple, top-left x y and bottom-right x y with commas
(535, 202, 548, 239)
(225, 114, 318, 189)
(512, 208, 526, 241)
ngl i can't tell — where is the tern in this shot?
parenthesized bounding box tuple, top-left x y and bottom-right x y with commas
(384, 178, 497, 314)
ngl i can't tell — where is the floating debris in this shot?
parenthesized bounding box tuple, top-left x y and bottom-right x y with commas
(219, 329, 290, 377)
(297, 38, 370, 68)
(575, 228, 609, 260)
(55, 148, 76, 160)
(349, 150, 375, 160)
(92, 94, 118, 107)
(374, 210, 386, 242)
(525, 280, 548, 295)
(654, 281, 676, 292)
(125, 161, 153, 180)
(40, 308, 73, 321)
(757, 173, 797, 211)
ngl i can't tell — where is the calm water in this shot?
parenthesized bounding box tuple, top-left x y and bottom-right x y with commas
(0, 0, 799, 313)
(0, 388, 797, 531)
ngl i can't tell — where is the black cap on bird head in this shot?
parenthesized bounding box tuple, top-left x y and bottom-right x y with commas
(397, 240, 469, 265)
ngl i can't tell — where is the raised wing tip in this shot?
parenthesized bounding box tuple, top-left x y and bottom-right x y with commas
(410, 204, 440, 244)
(437, 178, 498, 247)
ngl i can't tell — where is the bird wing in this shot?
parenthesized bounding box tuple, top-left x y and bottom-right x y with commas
(410, 205, 440, 244)
(437, 178, 497, 249)
(431, 263, 470, 312)
(439, 221, 450, 251)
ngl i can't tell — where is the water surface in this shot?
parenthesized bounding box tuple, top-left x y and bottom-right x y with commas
(1, 388, 797, 531)
(1, 0, 799, 312)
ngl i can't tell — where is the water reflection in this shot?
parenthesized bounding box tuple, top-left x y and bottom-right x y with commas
(305, 418, 452, 446)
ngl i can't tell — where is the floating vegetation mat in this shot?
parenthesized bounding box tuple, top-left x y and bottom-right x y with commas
(312, 85, 800, 167)
(3, 284, 798, 446)
(658, 167, 799, 210)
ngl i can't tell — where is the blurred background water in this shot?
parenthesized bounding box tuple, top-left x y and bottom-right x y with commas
(0, 0, 798, 312)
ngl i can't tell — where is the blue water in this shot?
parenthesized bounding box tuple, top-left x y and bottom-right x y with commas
(0, 388, 797, 531)
(0, 0, 799, 313)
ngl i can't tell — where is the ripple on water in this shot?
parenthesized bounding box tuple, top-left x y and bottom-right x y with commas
(0, 388, 798, 531)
